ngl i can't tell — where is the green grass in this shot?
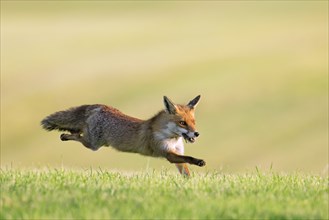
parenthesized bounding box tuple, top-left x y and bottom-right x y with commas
(1, 169, 328, 219)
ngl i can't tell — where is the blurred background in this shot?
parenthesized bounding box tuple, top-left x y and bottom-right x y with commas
(1, 1, 328, 173)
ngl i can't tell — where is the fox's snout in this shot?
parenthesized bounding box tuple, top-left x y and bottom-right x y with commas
(182, 130, 200, 143)
(185, 131, 199, 138)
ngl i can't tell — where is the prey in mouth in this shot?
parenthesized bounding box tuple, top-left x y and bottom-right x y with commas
(182, 132, 199, 143)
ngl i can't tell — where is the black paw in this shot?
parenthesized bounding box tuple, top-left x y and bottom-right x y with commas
(197, 159, 206, 167)
(60, 134, 68, 141)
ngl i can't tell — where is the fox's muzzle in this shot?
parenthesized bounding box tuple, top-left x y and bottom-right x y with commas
(183, 131, 199, 143)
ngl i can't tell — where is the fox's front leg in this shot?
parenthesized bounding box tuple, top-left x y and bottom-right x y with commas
(166, 152, 206, 167)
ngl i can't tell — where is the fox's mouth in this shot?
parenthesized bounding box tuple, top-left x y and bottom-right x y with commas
(182, 133, 196, 143)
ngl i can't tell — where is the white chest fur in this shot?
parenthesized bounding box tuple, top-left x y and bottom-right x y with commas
(153, 122, 185, 155)
(154, 134, 185, 155)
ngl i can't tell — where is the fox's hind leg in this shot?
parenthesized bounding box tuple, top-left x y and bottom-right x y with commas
(60, 133, 80, 142)
(175, 163, 190, 177)
(60, 133, 100, 151)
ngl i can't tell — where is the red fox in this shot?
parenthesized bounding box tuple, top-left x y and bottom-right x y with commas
(41, 95, 205, 176)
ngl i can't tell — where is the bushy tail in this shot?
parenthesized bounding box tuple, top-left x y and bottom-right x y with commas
(41, 105, 99, 133)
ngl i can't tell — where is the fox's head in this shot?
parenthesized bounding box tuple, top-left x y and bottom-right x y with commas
(162, 95, 201, 143)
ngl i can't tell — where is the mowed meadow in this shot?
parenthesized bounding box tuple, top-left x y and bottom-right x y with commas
(1, 2, 328, 172)
(1, 169, 328, 219)
(1, 2, 328, 219)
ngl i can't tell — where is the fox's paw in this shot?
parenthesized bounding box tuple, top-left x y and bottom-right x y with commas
(60, 134, 69, 141)
(197, 159, 206, 167)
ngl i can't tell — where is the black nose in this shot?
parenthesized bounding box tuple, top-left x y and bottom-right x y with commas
(194, 132, 199, 137)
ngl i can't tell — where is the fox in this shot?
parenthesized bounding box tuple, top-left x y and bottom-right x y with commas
(41, 95, 205, 176)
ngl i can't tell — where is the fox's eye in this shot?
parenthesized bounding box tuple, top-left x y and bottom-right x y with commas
(179, 121, 187, 126)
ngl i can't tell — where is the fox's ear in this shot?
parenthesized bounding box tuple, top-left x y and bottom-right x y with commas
(187, 95, 201, 109)
(163, 96, 177, 114)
